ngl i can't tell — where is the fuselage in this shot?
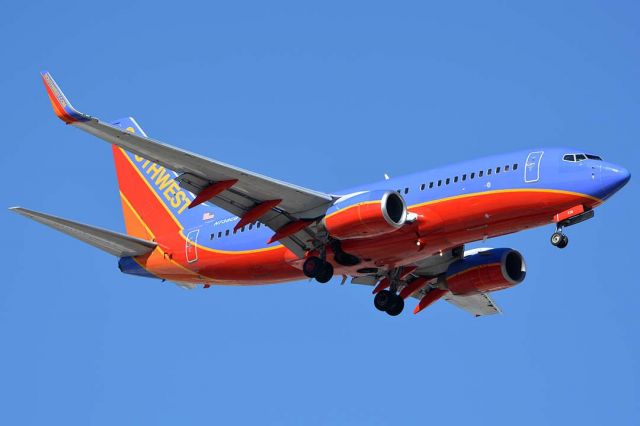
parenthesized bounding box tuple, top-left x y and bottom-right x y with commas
(121, 147, 630, 285)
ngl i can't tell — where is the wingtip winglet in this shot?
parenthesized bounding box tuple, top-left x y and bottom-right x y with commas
(40, 71, 91, 124)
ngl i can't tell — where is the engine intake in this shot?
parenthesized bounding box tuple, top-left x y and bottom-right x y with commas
(323, 190, 407, 240)
(445, 248, 526, 295)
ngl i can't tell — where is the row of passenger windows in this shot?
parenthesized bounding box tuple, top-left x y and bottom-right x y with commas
(398, 163, 519, 195)
(563, 153, 602, 162)
(210, 221, 263, 240)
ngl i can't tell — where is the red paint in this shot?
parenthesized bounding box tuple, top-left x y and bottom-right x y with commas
(234, 199, 281, 231)
(188, 180, 238, 209)
(447, 263, 514, 295)
(553, 204, 585, 223)
(399, 277, 430, 299)
(116, 150, 599, 286)
(324, 201, 399, 239)
(372, 278, 390, 294)
(267, 220, 314, 244)
(42, 75, 75, 124)
(414, 289, 447, 314)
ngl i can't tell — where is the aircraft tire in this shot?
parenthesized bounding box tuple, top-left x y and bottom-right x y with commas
(303, 256, 324, 278)
(551, 232, 564, 247)
(557, 235, 569, 249)
(374, 290, 393, 311)
(386, 295, 404, 316)
(315, 262, 334, 283)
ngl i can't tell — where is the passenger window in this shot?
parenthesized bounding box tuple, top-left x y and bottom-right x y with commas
(479, 171, 484, 177)
(487, 169, 492, 175)
(462, 174, 466, 181)
(241, 226, 245, 232)
(496, 167, 500, 173)
(257, 222, 261, 228)
(249, 223, 253, 230)
(218, 231, 222, 238)
(429, 182, 434, 189)
(438, 180, 442, 187)
(471, 172, 475, 179)
(420, 183, 425, 191)
(210, 233, 215, 240)
(513, 163, 518, 170)
(225, 229, 230, 236)
(404, 187, 409, 194)
(446, 178, 450, 185)
(505, 165, 510, 172)
(454, 176, 459, 183)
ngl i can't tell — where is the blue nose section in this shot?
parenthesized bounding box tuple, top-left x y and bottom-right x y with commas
(601, 163, 631, 199)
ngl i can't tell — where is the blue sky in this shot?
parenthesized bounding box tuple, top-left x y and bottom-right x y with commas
(1, 1, 638, 424)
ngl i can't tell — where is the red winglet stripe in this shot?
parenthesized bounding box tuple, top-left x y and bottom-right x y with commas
(42, 75, 76, 123)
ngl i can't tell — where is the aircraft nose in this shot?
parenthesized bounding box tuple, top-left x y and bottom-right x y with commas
(601, 163, 631, 198)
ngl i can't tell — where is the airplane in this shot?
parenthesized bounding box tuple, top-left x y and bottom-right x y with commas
(9, 72, 631, 317)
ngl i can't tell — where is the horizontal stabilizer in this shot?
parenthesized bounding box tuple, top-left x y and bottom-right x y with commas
(9, 207, 156, 257)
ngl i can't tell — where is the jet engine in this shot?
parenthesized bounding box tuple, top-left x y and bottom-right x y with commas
(445, 248, 526, 295)
(323, 190, 407, 240)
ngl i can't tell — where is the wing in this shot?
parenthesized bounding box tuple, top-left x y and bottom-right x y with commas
(442, 293, 501, 317)
(9, 207, 156, 257)
(352, 248, 502, 317)
(41, 72, 335, 257)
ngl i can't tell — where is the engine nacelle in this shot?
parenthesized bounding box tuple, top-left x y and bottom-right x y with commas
(445, 248, 526, 295)
(323, 190, 407, 240)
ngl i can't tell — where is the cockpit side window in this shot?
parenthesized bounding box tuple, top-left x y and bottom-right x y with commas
(586, 154, 602, 161)
(576, 154, 587, 161)
(563, 154, 575, 162)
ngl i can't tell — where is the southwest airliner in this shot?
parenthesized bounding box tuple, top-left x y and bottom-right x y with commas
(10, 72, 631, 317)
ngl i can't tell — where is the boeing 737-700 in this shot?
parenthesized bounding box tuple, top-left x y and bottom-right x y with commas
(9, 72, 631, 317)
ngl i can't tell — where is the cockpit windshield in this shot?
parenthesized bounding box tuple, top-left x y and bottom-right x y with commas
(563, 153, 602, 162)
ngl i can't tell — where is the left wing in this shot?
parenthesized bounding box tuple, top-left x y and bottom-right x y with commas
(41, 72, 335, 257)
(352, 248, 502, 317)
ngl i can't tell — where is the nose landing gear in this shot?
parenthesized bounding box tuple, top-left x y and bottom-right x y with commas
(551, 230, 569, 249)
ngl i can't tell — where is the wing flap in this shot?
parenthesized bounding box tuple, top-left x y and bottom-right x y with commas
(10, 207, 156, 257)
(443, 292, 502, 317)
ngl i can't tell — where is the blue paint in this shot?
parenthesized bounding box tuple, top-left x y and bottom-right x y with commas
(152, 146, 629, 253)
(118, 256, 159, 279)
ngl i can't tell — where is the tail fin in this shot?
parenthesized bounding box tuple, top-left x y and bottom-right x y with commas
(110, 118, 205, 240)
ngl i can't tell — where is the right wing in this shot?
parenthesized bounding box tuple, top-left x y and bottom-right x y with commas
(9, 207, 156, 257)
(40, 72, 335, 257)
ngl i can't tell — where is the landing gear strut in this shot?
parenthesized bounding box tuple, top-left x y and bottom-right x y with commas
(303, 256, 334, 283)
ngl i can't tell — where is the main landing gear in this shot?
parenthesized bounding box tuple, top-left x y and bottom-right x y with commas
(303, 256, 334, 283)
(374, 290, 404, 316)
(551, 230, 569, 249)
